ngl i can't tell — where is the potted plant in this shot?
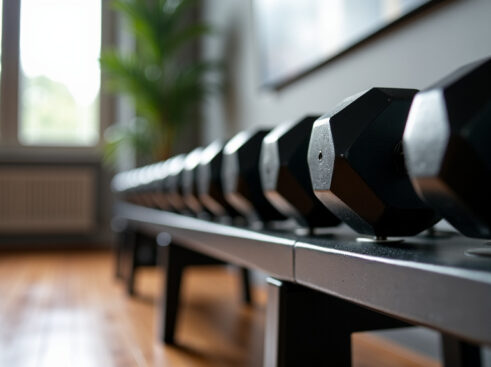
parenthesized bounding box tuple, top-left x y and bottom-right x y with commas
(100, 0, 218, 164)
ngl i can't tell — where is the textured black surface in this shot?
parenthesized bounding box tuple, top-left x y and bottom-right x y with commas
(308, 88, 440, 237)
(295, 228, 491, 346)
(222, 129, 286, 223)
(197, 140, 239, 218)
(260, 116, 341, 228)
(404, 57, 491, 239)
(116, 203, 491, 284)
(117, 202, 296, 280)
(116, 202, 491, 345)
(296, 225, 491, 272)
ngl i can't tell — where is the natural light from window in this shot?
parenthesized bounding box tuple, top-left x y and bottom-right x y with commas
(0, 0, 3, 122)
(19, 0, 101, 146)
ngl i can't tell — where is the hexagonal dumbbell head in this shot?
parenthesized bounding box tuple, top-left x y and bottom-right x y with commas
(260, 116, 341, 228)
(149, 161, 171, 210)
(141, 163, 161, 208)
(165, 154, 188, 213)
(308, 88, 441, 239)
(197, 140, 239, 218)
(111, 170, 133, 202)
(122, 170, 140, 205)
(182, 147, 207, 215)
(129, 168, 146, 205)
(403, 57, 491, 238)
(222, 129, 286, 223)
(135, 165, 155, 207)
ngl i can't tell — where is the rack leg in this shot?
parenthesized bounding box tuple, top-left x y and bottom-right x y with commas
(124, 231, 157, 296)
(441, 334, 482, 367)
(112, 218, 129, 279)
(157, 240, 224, 345)
(125, 230, 137, 295)
(114, 229, 125, 279)
(240, 267, 252, 305)
(264, 278, 409, 367)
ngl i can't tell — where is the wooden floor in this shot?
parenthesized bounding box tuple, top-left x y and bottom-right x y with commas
(0, 250, 440, 367)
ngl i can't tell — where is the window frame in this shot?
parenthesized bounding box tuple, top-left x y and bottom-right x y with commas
(0, 0, 115, 156)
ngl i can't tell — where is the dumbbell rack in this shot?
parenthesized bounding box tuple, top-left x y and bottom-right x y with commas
(114, 201, 491, 367)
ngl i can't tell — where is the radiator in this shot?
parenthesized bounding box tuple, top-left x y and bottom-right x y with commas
(0, 166, 97, 234)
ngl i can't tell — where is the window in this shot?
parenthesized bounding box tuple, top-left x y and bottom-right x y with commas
(0, 0, 2, 73)
(19, 0, 101, 146)
(1, 0, 104, 149)
(0, 0, 2, 110)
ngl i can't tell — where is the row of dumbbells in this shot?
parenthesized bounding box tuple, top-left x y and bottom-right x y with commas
(112, 57, 491, 242)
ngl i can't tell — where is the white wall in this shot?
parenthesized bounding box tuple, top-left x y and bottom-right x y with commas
(201, 0, 491, 143)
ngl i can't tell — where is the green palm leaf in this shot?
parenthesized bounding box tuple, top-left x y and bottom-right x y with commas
(100, 0, 219, 164)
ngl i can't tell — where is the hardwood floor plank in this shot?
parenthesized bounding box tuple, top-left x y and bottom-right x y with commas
(0, 250, 439, 367)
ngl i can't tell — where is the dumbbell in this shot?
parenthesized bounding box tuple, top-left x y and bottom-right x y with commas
(143, 163, 167, 208)
(260, 116, 341, 229)
(222, 129, 286, 224)
(182, 147, 209, 216)
(197, 140, 239, 218)
(112, 166, 146, 206)
(308, 88, 441, 241)
(111, 170, 132, 202)
(130, 166, 151, 206)
(124, 170, 141, 205)
(136, 163, 157, 208)
(148, 161, 171, 210)
(403, 57, 491, 239)
(165, 154, 188, 213)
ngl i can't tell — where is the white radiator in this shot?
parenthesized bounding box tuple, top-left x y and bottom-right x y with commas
(0, 166, 97, 234)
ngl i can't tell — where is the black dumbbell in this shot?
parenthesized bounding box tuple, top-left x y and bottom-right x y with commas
(222, 129, 286, 224)
(182, 147, 208, 215)
(138, 163, 159, 208)
(153, 159, 177, 211)
(403, 57, 491, 239)
(165, 154, 188, 213)
(124, 167, 148, 206)
(111, 170, 131, 201)
(148, 161, 171, 210)
(197, 140, 239, 218)
(132, 166, 151, 207)
(115, 167, 150, 206)
(308, 88, 441, 241)
(260, 116, 341, 229)
(124, 170, 140, 205)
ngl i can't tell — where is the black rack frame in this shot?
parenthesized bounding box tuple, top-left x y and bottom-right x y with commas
(114, 202, 491, 367)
